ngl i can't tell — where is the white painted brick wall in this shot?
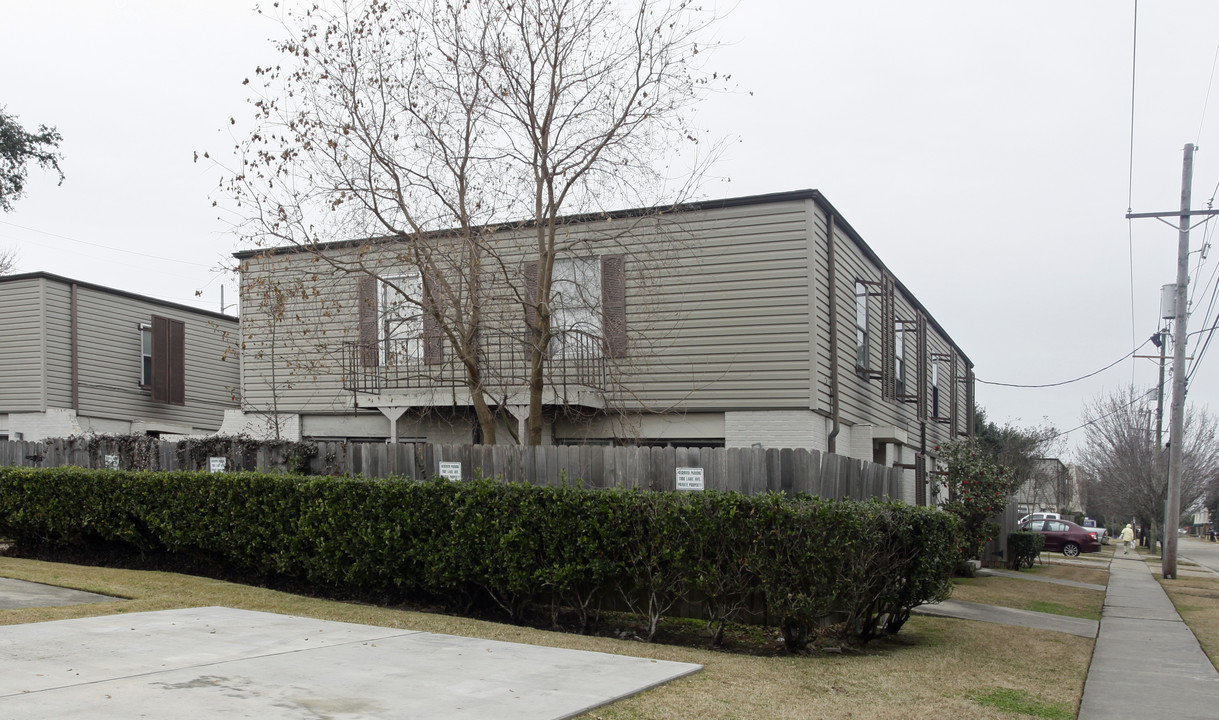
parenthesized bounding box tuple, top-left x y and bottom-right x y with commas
(896, 444, 916, 504)
(216, 410, 302, 441)
(9, 409, 83, 442)
(724, 410, 826, 450)
(848, 424, 874, 463)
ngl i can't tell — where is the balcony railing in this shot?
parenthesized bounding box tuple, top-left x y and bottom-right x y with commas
(342, 331, 607, 400)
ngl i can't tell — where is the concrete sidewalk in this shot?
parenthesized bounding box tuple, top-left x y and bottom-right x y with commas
(1077, 554, 1219, 720)
(0, 576, 117, 609)
(912, 598, 1097, 637)
(977, 567, 1107, 592)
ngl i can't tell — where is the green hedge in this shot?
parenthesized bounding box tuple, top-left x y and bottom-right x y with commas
(0, 467, 957, 650)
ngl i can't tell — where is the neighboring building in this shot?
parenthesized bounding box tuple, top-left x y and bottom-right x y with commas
(1014, 458, 1080, 517)
(0, 272, 239, 441)
(232, 190, 974, 504)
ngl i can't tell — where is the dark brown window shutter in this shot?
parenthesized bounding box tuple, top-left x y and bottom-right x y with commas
(601, 254, 626, 358)
(524, 260, 539, 331)
(357, 275, 379, 367)
(151, 315, 186, 405)
(422, 272, 444, 365)
(168, 319, 185, 405)
(151, 316, 169, 403)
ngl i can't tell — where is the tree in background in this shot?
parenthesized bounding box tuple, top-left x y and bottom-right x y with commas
(221, 0, 721, 444)
(0, 106, 63, 213)
(973, 407, 1062, 489)
(1076, 387, 1219, 549)
(0, 246, 16, 275)
(931, 437, 1016, 563)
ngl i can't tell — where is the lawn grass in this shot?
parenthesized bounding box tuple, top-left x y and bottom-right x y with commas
(1155, 571, 1219, 670)
(966, 687, 1074, 720)
(0, 556, 1095, 719)
(951, 573, 1105, 621)
(1024, 563, 1110, 588)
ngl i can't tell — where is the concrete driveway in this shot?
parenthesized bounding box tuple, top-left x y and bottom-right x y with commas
(0, 606, 701, 719)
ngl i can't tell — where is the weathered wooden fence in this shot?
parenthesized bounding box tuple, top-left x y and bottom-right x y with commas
(981, 501, 1022, 568)
(0, 439, 901, 500)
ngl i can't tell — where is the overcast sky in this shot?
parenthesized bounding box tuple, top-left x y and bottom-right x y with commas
(4, 1, 1219, 456)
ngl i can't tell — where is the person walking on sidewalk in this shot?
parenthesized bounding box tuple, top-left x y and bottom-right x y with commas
(1120, 524, 1136, 554)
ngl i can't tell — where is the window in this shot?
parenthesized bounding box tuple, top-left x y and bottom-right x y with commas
(139, 323, 153, 386)
(144, 316, 185, 405)
(895, 320, 906, 397)
(931, 361, 940, 418)
(855, 280, 869, 372)
(552, 257, 603, 358)
(379, 273, 423, 366)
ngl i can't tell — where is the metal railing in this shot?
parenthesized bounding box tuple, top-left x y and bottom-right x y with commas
(342, 331, 607, 399)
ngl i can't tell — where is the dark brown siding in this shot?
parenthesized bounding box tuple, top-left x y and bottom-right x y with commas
(523, 260, 539, 331)
(150, 315, 185, 406)
(357, 275, 378, 367)
(601, 254, 626, 358)
(422, 271, 444, 365)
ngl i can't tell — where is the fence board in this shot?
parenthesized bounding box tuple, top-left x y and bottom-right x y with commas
(0, 439, 903, 501)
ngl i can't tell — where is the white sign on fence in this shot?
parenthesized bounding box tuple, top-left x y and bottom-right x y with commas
(439, 461, 462, 482)
(104, 455, 120, 469)
(676, 467, 705, 491)
(208, 457, 227, 473)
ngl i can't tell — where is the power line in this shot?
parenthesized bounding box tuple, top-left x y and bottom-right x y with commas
(0, 219, 215, 269)
(1198, 34, 1219, 145)
(977, 337, 1151, 389)
(1048, 386, 1158, 441)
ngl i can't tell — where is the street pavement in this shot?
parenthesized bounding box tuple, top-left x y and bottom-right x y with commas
(1179, 532, 1219, 574)
(1077, 550, 1219, 720)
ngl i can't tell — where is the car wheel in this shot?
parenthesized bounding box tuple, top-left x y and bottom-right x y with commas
(1062, 543, 1080, 557)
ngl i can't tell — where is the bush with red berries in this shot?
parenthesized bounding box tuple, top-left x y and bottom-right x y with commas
(931, 438, 1015, 563)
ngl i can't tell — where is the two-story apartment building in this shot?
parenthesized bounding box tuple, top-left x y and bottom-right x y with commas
(232, 190, 974, 504)
(0, 272, 239, 441)
(1014, 458, 1081, 517)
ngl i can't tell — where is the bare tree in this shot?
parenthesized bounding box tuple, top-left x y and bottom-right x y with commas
(219, 0, 719, 444)
(1076, 386, 1219, 545)
(0, 246, 16, 275)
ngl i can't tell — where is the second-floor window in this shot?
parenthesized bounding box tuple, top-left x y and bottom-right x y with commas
(931, 360, 940, 418)
(895, 320, 906, 397)
(380, 273, 423, 366)
(139, 323, 153, 386)
(552, 257, 602, 358)
(855, 280, 869, 373)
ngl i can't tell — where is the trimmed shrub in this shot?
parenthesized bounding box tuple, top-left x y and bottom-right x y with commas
(0, 466, 957, 649)
(1007, 531, 1045, 570)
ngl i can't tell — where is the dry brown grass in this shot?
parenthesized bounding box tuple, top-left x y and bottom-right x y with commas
(1155, 572, 1219, 669)
(952, 573, 1105, 621)
(0, 557, 1091, 720)
(1026, 564, 1110, 587)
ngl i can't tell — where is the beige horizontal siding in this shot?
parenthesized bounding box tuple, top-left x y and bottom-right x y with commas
(0, 278, 48, 412)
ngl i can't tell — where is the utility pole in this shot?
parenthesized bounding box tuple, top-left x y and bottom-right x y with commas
(1125, 143, 1219, 579)
(1163, 143, 1194, 580)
